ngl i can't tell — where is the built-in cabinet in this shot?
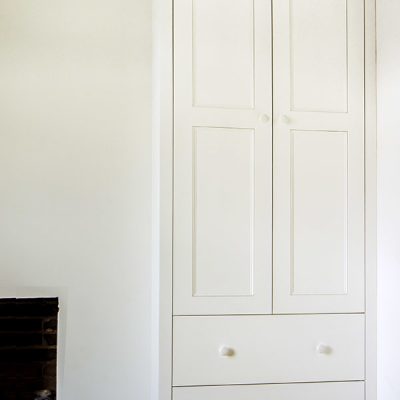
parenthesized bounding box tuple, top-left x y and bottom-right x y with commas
(160, 0, 376, 398)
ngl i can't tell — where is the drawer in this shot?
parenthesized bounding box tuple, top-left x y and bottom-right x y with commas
(173, 314, 364, 386)
(173, 382, 364, 400)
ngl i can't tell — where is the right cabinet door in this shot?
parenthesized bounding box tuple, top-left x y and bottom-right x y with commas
(273, 0, 365, 313)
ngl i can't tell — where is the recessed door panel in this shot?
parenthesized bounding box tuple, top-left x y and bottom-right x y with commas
(290, 0, 348, 112)
(291, 130, 348, 296)
(192, 0, 255, 109)
(193, 127, 255, 297)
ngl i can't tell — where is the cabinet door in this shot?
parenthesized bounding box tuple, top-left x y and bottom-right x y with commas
(174, 0, 272, 315)
(273, 0, 365, 313)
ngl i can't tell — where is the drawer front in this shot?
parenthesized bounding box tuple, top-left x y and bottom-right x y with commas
(173, 314, 364, 386)
(173, 382, 364, 400)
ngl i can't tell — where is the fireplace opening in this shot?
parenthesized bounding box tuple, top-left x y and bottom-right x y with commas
(0, 298, 59, 400)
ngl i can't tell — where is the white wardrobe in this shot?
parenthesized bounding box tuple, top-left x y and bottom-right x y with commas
(153, 0, 376, 399)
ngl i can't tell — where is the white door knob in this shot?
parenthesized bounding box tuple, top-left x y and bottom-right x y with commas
(281, 114, 291, 124)
(316, 343, 332, 355)
(259, 113, 270, 123)
(219, 346, 235, 357)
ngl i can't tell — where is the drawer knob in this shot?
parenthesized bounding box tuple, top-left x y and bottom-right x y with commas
(281, 114, 291, 124)
(316, 343, 332, 355)
(219, 346, 235, 357)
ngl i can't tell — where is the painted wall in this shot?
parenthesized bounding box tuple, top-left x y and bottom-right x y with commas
(0, 0, 152, 399)
(377, 1, 400, 399)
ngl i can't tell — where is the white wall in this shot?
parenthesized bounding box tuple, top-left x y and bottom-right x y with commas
(377, 1, 400, 399)
(0, 1, 152, 399)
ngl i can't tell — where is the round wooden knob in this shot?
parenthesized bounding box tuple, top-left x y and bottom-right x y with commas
(316, 343, 332, 355)
(219, 346, 235, 357)
(259, 113, 270, 123)
(281, 114, 291, 124)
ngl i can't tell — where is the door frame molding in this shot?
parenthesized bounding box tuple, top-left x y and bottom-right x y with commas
(365, 0, 377, 399)
(151, 1, 377, 399)
(151, 0, 173, 398)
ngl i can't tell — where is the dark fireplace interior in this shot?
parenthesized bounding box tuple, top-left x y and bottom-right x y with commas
(0, 298, 59, 400)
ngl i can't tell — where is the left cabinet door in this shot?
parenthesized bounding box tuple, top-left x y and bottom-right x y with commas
(173, 0, 273, 315)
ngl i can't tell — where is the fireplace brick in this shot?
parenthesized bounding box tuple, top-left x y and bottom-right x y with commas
(0, 298, 58, 400)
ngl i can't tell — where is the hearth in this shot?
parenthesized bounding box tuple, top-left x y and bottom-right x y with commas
(0, 298, 59, 400)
